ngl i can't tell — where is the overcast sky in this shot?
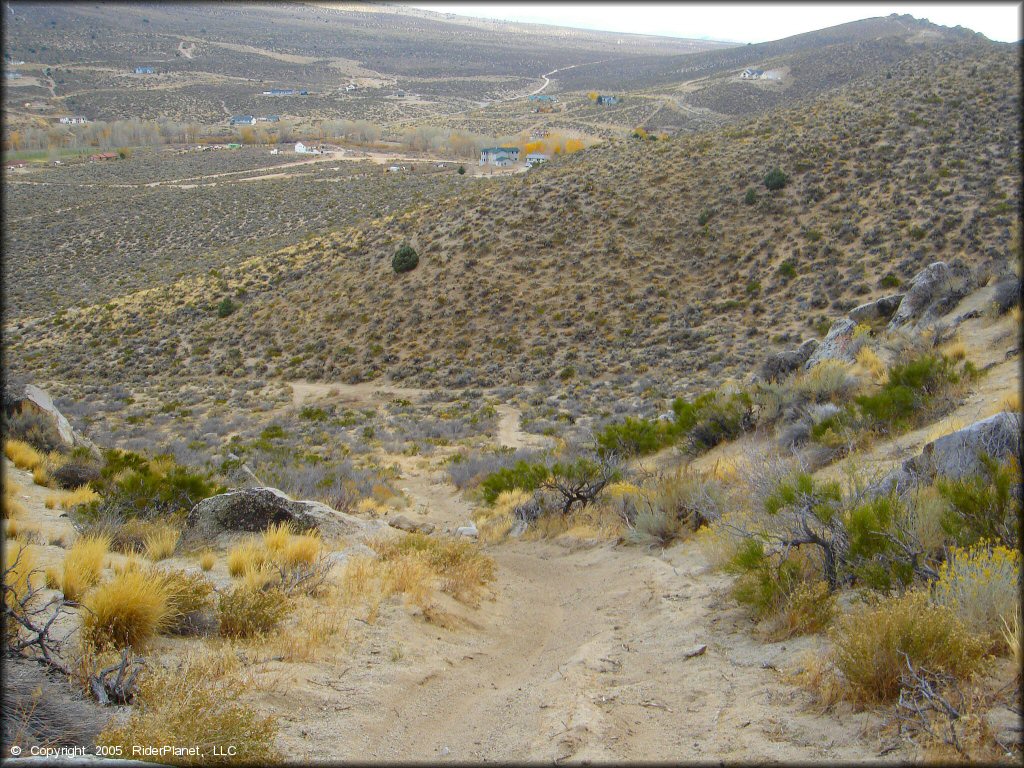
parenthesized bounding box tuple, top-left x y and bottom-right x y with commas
(409, 3, 1021, 44)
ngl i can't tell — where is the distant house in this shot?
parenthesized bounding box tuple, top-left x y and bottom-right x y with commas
(528, 94, 556, 102)
(89, 152, 118, 162)
(387, 165, 402, 173)
(595, 95, 619, 106)
(4, 160, 28, 169)
(479, 146, 520, 167)
(257, 115, 280, 122)
(134, 66, 155, 74)
(525, 152, 550, 168)
(57, 116, 88, 124)
(741, 68, 765, 80)
(229, 115, 256, 126)
(345, 83, 357, 91)
(396, 90, 406, 97)
(295, 141, 321, 155)
(226, 143, 242, 149)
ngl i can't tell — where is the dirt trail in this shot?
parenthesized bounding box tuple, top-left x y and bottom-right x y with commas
(495, 404, 553, 451)
(276, 531, 899, 762)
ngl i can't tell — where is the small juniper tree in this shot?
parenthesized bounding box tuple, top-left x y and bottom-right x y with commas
(392, 244, 419, 274)
(764, 167, 788, 191)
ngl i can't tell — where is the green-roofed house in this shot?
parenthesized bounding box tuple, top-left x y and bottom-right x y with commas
(479, 146, 520, 167)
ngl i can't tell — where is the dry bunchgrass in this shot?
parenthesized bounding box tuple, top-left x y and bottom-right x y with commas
(1001, 607, 1021, 669)
(786, 649, 844, 712)
(143, 522, 180, 561)
(830, 590, 986, 705)
(61, 534, 110, 601)
(97, 649, 279, 765)
(47, 485, 100, 511)
(155, 568, 214, 632)
(217, 584, 290, 639)
(371, 532, 495, 605)
(276, 529, 322, 569)
(261, 520, 294, 556)
(80, 568, 171, 649)
(227, 537, 271, 577)
(382, 555, 434, 608)
(199, 549, 216, 571)
(854, 345, 888, 385)
(938, 334, 968, 362)
(31, 466, 52, 488)
(356, 497, 389, 517)
(922, 417, 966, 444)
(910, 485, 948, 556)
(473, 489, 530, 543)
(4, 439, 44, 471)
(3, 481, 27, 519)
(269, 593, 348, 663)
(767, 580, 835, 640)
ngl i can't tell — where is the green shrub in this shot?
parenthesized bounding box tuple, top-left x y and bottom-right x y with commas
(81, 450, 221, 522)
(776, 260, 797, 279)
(845, 495, 914, 590)
(764, 167, 789, 191)
(743, 187, 758, 205)
(937, 455, 1020, 548)
(697, 208, 715, 226)
(480, 460, 549, 504)
(596, 416, 673, 458)
(727, 539, 805, 619)
(216, 297, 236, 318)
(457, 165, 465, 175)
(880, 273, 901, 289)
(392, 244, 419, 274)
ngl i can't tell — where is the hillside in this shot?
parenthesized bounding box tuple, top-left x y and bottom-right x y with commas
(6, 41, 1018, 407)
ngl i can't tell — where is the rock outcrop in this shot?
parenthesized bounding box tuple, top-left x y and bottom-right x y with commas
(877, 411, 1022, 494)
(759, 339, 819, 382)
(848, 293, 903, 324)
(804, 319, 860, 369)
(183, 487, 387, 546)
(388, 514, 435, 535)
(886, 261, 972, 330)
(2, 383, 98, 456)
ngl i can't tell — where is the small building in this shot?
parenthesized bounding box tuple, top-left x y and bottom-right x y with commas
(226, 143, 241, 149)
(229, 115, 256, 126)
(134, 66, 155, 75)
(257, 114, 280, 122)
(295, 141, 321, 155)
(741, 68, 765, 80)
(57, 116, 88, 124)
(479, 146, 520, 167)
(386, 165, 402, 173)
(4, 160, 28, 169)
(396, 90, 405, 97)
(89, 152, 118, 162)
(270, 148, 280, 155)
(345, 83, 357, 91)
(525, 152, 550, 168)
(595, 95, 619, 106)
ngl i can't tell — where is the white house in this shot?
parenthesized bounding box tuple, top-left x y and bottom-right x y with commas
(58, 115, 88, 125)
(345, 83, 357, 91)
(295, 142, 321, 155)
(479, 146, 520, 167)
(741, 68, 765, 80)
(525, 152, 550, 168)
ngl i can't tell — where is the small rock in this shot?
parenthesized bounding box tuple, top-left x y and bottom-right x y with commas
(804, 319, 861, 369)
(455, 523, 478, 538)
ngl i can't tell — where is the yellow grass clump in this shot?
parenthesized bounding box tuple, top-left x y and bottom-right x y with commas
(57, 485, 101, 511)
(356, 497, 388, 517)
(261, 520, 294, 556)
(4, 439, 44, 471)
(80, 568, 171, 649)
(97, 650, 279, 764)
(1001, 607, 1021, 669)
(473, 489, 531, 544)
(227, 537, 270, 577)
(143, 523, 180, 561)
(278, 530, 322, 568)
(830, 590, 986, 704)
(3, 482, 27, 519)
(199, 550, 216, 571)
(854, 345, 888, 384)
(61, 534, 111, 601)
(31, 466, 51, 488)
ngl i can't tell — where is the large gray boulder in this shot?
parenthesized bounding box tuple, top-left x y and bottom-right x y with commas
(183, 487, 387, 546)
(848, 293, 904, 324)
(887, 261, 972, 331)
(2, 383, 98, 456)
(759, 339, 819, 382)
(804, 319, 860, 369)
(877, 411, 1022, 494)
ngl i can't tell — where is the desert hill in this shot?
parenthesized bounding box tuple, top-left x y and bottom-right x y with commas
(6, 40, 1018, 406)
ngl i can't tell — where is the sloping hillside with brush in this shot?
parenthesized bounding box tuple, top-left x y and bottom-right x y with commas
(6, 42, 1019, 399)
